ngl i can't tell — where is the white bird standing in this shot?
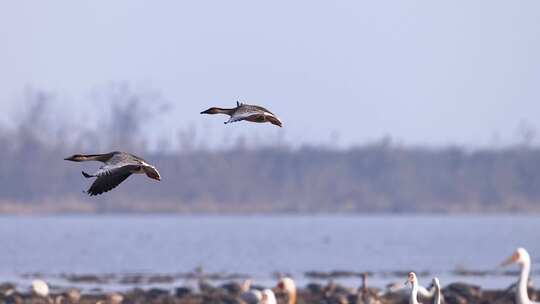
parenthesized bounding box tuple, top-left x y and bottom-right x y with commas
(501, 247, 539, 304)
(406, 273, 441, 304)
(388, 279, 437, 300)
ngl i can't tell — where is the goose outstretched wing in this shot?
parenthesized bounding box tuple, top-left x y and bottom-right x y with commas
(228, 110, 282, 126)
(86, 164, 140, 196)
(227, 113, 255, 124)
(248, 105, 274, 115)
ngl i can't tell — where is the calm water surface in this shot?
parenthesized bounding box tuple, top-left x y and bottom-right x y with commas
(0, 215, 537, 290)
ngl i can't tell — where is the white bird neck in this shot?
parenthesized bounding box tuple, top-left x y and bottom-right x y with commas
(410, 281, 419, 304)
(287, 288, 296, 304)
(518, 258, 533, 304)
(433, 286, 441, 304)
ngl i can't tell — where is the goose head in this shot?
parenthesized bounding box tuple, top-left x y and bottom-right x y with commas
(64, 154, 88, 162)
(200, 107, 223, 115)
(501, 247, 530, 267)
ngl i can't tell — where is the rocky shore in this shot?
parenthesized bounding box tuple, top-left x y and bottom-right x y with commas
(0, 276, 536, 304)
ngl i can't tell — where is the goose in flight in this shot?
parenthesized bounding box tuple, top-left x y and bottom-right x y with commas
(64, 151, 161, 196)
(201, 101, 282, 127)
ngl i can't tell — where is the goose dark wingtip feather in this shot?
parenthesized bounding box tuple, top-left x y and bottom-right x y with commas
(87, 189, 106, 196)
(82, 171, 93, 178)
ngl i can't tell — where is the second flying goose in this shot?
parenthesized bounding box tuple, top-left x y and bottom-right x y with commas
(201, 101, 282, 127)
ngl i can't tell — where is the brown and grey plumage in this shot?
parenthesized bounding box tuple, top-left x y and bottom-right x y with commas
(64, 151, 161, 196)
(200, 101, 282, 127)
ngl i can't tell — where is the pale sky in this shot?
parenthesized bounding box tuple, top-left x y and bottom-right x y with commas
(1, 1, 539, 148)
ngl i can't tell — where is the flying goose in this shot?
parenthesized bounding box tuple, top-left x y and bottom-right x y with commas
(64, 151, 161, 196)
(201, 101, 282, 127)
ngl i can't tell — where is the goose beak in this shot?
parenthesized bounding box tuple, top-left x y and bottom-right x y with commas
(200, 109, 211, 114)
(64, 156, 77, 161)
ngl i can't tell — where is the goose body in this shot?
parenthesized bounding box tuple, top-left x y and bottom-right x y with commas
(201, 101, 282, 127)
(64, 151, 161, 196)
(501, 247, 539, 304)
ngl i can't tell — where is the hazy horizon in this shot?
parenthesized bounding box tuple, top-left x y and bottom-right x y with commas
(1, 1, 539, 149)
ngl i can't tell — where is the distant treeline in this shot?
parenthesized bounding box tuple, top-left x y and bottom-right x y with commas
(1, 87, 539, 213)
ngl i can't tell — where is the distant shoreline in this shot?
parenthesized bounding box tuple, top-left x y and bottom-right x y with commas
(2, 208, 540, 216)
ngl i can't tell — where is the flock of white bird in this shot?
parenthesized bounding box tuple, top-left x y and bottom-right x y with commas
(19, 247, 537, 304)
(403, 247, 537, 304)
